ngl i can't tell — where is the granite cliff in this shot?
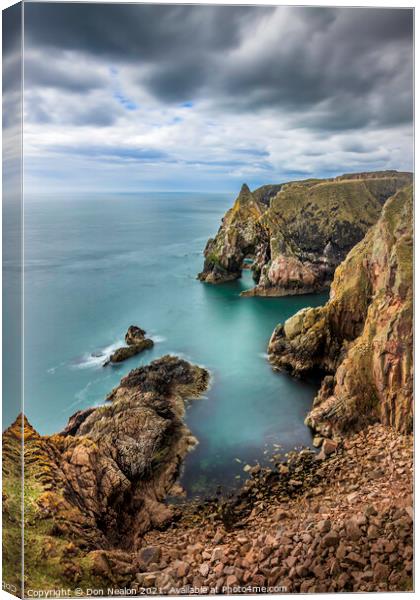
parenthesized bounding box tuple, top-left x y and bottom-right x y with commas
(198, 171, 412, 296)
(268, 184, 413, 436)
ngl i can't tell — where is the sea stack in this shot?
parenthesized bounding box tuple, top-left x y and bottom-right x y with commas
(104, 325, 154, 365)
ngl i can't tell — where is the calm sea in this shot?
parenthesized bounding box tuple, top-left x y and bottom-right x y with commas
(10, 192, 327, 495)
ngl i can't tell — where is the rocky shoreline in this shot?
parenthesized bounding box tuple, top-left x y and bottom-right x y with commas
(2, 178, 413, 595)
(139, 424, 412, 594)
(4, 413, 411, 594)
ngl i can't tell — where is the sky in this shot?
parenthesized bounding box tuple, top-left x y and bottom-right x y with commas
(4, 2, 414, 193)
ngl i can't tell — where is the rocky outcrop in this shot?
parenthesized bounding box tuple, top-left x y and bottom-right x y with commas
(198, 183, 268, 284)
(198, 171, 412, 296)
(3, 368, 412, 594)
(268, 185, 413, 435)
(139, 424, 412, 594)
(2, 356, 209, 592)
(125, 325, 147, 345)
(3, 417, 412, 594)
(104, 325, 154, 365)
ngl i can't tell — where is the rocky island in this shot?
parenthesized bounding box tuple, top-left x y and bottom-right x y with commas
(198, 171, 412, 296)
(104, 325, 154, 365)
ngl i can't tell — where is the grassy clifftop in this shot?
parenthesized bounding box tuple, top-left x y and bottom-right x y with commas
(198, 171, 412, 296)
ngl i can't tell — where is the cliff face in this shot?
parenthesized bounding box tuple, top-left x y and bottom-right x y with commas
(268, 185, 413, 436)
(2, 356, 209, 592)
(198, 171, 412, 296)
(198, 183, 269, 283)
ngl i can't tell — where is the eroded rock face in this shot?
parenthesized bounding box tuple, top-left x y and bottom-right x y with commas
(199, 171, 412, 296)
(125, 325, 147, 345)
(2, 356, 209, 590)
(268, 185, 413, 435)
(104, 325, 154, 365)
(198, 183, 267, 284)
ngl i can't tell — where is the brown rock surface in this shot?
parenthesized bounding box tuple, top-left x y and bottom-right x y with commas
(104, 325, 154, 365)
(3, 356, 209, 592)
(268, 185, 413, 435)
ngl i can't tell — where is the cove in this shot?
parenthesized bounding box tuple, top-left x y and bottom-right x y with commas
(20, 192, 327, 496)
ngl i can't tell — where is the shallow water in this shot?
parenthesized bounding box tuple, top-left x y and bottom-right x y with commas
(15, 192, 327, 495)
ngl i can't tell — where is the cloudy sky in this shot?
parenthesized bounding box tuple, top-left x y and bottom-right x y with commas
(11, 3, 415, 192)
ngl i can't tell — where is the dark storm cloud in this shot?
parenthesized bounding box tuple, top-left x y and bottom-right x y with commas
(24, 3, 266, 60)
(24, 55, 107, 92)
(23, 4, 413, 133)
(3, 2, 22, 129)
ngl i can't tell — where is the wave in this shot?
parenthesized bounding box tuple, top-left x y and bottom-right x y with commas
(71, 339, 124, 370)
(47, 360, 67, 375)
(150, 334, 166, 343)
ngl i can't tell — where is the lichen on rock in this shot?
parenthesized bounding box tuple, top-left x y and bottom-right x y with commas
(198, 171, 412, 296)
(2, 356, 209, 592)
(104, 325, 154, 365)
(268, 184, 413, 436)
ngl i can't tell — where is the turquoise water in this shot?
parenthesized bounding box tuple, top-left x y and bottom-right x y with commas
(20, 193, 327, 495)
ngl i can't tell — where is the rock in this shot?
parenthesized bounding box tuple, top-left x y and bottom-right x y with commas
(269, 184, 413, 435)
(313, 436, 323, 448)
(139, 546, 162, 567)
(345, 519, 362, 541)
(125, 325, 147, 345)
(199, 172, 412, 296)
(317, 519, 331, 533)
(59, 408, 96, 436)
(322, 439, 338, 456)
(106, 338, 154, 364)
(322, 531, 340, 547)
(199, 563, 209, 577)
(373, 562, 390, 583)
(226, 575, 238, 587)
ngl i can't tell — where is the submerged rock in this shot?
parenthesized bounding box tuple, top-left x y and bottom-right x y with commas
(268, 184, 413, 435)
(198, 171, 412, 296)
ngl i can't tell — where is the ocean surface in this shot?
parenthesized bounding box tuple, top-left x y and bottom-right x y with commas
(18, 192, 327, 496)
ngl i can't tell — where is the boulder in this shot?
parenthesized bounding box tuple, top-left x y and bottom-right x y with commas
(125, 325, 147, 345)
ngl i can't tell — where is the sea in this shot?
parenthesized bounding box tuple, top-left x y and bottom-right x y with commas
(6, 192, 328, 496)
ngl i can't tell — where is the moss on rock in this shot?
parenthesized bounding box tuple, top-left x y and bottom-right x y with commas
(268, 185, 413, 435)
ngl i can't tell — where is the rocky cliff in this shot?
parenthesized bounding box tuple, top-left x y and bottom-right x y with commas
(198, 171, 412, 296)
(268, 184, 413, 436)
(2, 356, 209, 593)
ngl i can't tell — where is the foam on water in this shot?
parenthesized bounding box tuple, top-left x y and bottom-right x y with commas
(19, 191, 328, 495)
(72, 339, 124, 369)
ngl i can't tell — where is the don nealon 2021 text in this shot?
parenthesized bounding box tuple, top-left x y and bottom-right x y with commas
(25, 585, 288, 597)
